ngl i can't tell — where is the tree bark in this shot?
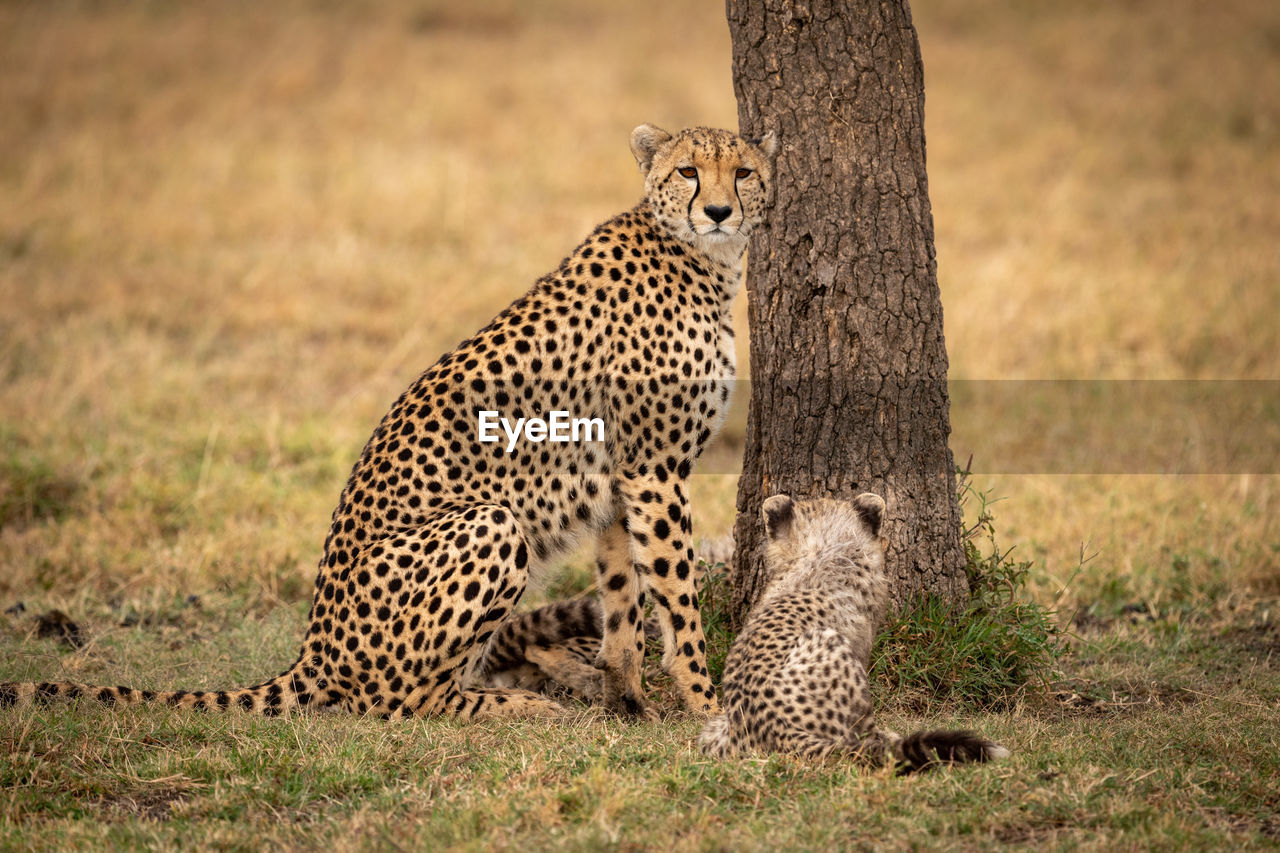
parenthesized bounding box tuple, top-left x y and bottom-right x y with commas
(726, 0, 966, 624)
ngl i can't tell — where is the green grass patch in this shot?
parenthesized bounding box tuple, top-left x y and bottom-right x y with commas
(870, 475, 1067, 709)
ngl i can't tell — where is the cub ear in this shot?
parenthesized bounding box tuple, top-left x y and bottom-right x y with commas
(630, 124, 672, 173)
(761, 494, 795, 542)
(851, 493, 886, 537)
(750, 130, 778, 160)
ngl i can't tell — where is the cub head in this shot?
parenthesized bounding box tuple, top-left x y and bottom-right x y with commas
(630, 124, 778, 266)
(759, 493, 888, 590)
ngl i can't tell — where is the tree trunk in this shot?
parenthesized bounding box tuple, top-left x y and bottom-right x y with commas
(726, 0, 967, 624)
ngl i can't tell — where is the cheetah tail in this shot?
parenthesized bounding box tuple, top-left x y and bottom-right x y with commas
(895, 729, 1010, 774)
(0, 656, 327, 716)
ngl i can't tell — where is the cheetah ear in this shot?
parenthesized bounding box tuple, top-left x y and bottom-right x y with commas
(630, 124, 672, 173)
(852, 493, 886, 537)
(750, 130, 778, 160)
(761, 494, 795, 542)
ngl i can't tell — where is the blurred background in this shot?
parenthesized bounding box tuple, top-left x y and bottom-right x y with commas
(1, 0, 1276, 617)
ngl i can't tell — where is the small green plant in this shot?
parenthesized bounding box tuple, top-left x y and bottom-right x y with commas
(695, 560, 736, 685)
(869, 468, 1066, 710)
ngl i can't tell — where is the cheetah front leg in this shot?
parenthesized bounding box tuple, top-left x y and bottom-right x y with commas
(618, 476, 719, 716)
(592, 516, 654, 718)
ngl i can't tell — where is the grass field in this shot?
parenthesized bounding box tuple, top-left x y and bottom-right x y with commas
(2, 0, 1278, 849)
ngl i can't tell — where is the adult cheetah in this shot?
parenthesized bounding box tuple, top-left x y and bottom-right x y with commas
(699, 494, 1009, 771)
(2, 125, 777, 721)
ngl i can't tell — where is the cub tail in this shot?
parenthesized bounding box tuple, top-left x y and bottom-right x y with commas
(697, 712, 737, 757)
(895, 729, 1010, 774)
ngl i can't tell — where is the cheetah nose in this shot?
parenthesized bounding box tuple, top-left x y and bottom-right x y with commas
(704, 204, 732, 224)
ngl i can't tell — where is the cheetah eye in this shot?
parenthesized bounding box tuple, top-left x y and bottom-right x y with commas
(678, 166, 697, 179)
(735, 168, 754, 180)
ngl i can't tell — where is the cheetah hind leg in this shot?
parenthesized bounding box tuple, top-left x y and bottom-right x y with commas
(389, 681, 568, 721)
(339, 505, 569, 722)
(523, 637, 603, 703)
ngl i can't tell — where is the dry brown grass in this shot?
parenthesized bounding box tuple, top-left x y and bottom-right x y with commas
(924, 0, 1280, 380)
(0, 0, 1276, 628)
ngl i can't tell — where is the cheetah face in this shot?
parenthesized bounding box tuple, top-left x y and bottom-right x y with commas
(630, 124, 778, 267)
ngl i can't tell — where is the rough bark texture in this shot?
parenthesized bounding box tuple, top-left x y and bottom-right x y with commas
(726, 0, 966, 623)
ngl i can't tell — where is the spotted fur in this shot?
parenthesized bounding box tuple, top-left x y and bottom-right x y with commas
(475, 597, 661, 704)
(699, 495, 1009, 771)
(1, 125, 777, 721)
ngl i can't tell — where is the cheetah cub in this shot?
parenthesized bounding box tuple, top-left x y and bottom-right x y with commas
(699, 494, 1009, 772)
